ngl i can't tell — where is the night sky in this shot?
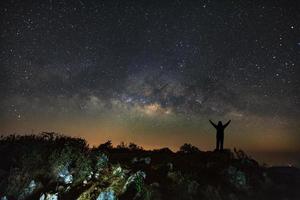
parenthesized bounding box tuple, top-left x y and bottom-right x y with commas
(0, 0, 299, 165)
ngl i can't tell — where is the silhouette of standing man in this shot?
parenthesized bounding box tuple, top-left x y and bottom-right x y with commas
(209, 120, 231, 151)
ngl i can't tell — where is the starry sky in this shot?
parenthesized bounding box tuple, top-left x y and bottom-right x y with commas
(0, 0, 299, 165)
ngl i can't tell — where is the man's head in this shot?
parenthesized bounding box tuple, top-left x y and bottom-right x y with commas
(218, 121, 222, 126)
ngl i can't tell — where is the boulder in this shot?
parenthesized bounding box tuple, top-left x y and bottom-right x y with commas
(19, 180, 39, 199)
(123, 171, 146, 193)
(58, 166, 73, 184)
(39, 193, 58, 200)
(96, 189, 116, 200)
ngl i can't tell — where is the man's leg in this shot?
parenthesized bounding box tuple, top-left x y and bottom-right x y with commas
(216, 136, 220, 151)
(220, 136, 224, 150)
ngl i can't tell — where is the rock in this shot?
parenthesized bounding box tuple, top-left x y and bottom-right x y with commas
(65, 186, 71, 192)
(94, 172, 100, 179)
(113, 166, 122, 175)
(19, 180, 38, 199)
(123, 171, 146, 193)
(96, 189, 116, 200)
(39, 193, 58, 200)
(1, 196, 8, 200)
(39, 194, 45, 200)
(27, 180, 37, 193)
(112, 166, 126, 179)
(58, 166, 73, 184)
(87, 171, 93, 180)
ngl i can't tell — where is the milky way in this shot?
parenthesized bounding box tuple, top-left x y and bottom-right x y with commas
(0, 0, 299, 165)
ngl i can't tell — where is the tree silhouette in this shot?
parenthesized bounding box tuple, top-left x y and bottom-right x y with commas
(179, 143, 200, 154)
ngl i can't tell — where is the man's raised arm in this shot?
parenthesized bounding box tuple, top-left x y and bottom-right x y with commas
(209, 120, 217, 128)
(223, 120, 231, 128)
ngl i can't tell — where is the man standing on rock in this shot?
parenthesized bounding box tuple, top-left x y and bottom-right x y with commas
(209, 120, 231, 151)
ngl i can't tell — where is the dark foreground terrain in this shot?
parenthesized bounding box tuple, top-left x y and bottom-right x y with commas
(0, 133, 299, 200)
